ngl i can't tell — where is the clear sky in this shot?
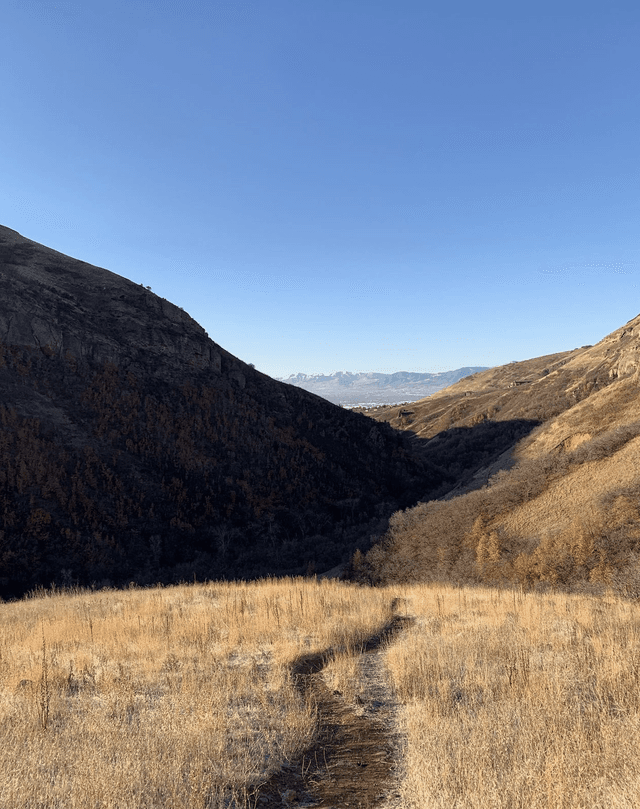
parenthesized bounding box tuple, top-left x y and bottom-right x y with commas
(1, 1, 638, 378)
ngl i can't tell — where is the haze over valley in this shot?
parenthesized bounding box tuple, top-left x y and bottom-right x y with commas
(277, 368, 489, 407)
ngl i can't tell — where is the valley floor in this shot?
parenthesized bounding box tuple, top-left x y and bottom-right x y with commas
(1, 579, 639, 808)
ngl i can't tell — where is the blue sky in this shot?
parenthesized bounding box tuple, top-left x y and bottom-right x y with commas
(2, 1, 638, 377)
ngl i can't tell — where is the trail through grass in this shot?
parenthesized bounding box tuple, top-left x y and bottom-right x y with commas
(3, 580, 640, 807)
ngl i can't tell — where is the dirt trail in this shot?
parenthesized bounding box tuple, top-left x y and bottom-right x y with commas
(253, 603, 414, 808)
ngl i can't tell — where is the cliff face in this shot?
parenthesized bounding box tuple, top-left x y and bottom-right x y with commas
(0, 226, 440, 597)
(0, 225, 223, 374)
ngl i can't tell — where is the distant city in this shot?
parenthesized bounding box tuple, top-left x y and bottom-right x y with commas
(277, 368, 489, 408)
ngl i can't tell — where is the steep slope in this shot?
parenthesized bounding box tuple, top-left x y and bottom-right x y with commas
(0, 225, 441, 597)
(359, 315, 640, 591)
(375, 349, 583, 436)
(277, 368, 488, 407)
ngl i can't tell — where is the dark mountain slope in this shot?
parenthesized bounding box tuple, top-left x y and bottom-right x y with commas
(0, 226, 441, 597)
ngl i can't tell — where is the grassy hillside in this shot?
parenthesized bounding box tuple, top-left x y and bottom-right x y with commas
(360, 315, 640, 590)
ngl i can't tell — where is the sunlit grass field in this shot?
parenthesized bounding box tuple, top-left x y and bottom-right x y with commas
(386, 584, 640, 809)
(2, 578, 640, 808)
(0, 578, 391, 808)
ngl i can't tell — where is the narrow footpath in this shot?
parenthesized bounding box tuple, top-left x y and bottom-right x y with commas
(253, 603, 414, 808)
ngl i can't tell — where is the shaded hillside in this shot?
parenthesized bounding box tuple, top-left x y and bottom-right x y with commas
(358, 316, 640, 591)
(0, 225, 442, 597)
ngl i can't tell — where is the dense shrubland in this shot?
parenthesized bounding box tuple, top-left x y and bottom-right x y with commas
(357, 413, 640, 592)
(0, 342, 441, 598)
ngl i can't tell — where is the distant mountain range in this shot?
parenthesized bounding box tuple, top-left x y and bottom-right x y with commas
(277, 369, 489, 407)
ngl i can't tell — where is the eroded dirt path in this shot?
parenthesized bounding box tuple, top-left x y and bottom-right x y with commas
(254, 606, 414, 808)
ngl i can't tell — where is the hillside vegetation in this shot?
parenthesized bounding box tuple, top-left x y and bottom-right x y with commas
(0, 225, 442, 597)
(0, 341, 438, 597)
(361, 315, 640, 591)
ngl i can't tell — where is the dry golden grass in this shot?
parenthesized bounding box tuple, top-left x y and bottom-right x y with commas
(365, 325, 640, 592)
(495, 435, 640, 552)
(0, 578, 391, 808)
(362, 374, 640, 590)
(385, 583, 640, 808)
(4, 579, 640, 808)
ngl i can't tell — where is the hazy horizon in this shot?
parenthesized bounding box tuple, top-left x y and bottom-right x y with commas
(275, 367, 489, 378)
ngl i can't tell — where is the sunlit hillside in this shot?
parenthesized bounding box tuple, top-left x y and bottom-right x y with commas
(361, 315, 640, 591)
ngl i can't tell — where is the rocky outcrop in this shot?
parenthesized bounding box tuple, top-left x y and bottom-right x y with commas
(0, 225, 224, 376)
